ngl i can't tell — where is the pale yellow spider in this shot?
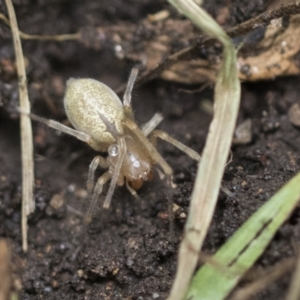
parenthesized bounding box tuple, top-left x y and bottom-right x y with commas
(28, 68, 201, 224)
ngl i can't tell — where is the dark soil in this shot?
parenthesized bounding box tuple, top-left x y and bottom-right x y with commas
(1, 1, 300, 299)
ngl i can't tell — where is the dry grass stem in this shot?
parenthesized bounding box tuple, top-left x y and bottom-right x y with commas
(167, 0, 240, 299)
(0, 240, 12, 300)
(0, 13, 80, 41)
(4, 0, 35, 252)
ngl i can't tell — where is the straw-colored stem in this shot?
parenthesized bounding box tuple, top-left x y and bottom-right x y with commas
(167, 0, 240, 299)
(0, 13, 79, 41)
(4, 0, 35, 252)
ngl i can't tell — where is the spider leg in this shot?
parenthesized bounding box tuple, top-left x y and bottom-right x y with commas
(123, 68, 138, 121)
(154, 166, 165, 180)
(87, 156, 109, 194)
(148, 130, 202, 243)
(148, 130, 203, 243)
(141, 113, 164, 137)
(125, 179, 139, 199)
(84, 171, 111, 225)
(123, 118, 176, 242)
(150, 130, 234, 197)
(149, 130, 201, 162)
(94, 110, 128, 209)
(103, 135, 127, 209)
(21, 109, 93, 144)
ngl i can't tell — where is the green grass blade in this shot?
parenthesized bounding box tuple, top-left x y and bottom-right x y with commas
(186, 172, 300, 300)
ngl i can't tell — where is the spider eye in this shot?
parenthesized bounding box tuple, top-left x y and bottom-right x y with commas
(108, 144, 119, 157)
(133, 160, 140, 168)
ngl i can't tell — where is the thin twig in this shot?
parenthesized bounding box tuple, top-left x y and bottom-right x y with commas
(225, 2, 300, 38)
(167, 0, 240, 299)
(4, 0, 35, 252)
(123, 2, 300, 93)
(0, 13, 80, 41)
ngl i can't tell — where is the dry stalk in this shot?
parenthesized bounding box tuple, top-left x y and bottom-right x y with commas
(0, 240, 12, 300)
(167, 0, 240, 299)
(4, 0, 35, 252)
(0, 13, 80, 41)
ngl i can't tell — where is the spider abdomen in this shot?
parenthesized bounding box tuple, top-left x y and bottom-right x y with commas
(64, 78, 124, 149)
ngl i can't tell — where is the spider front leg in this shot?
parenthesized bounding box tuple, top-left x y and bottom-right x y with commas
(123, 68, 138, 121)
(149, 130, 201, 162)
(87, 156, 109, 194)
(84, 171, 111, 224)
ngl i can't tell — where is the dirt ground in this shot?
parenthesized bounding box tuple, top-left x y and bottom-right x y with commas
(1, 1, 300, 299)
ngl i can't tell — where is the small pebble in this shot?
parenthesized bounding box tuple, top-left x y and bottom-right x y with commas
(49, 194, 64, 210)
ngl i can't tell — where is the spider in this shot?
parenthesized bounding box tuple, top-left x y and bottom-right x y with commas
(27, 68, 201, 225)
